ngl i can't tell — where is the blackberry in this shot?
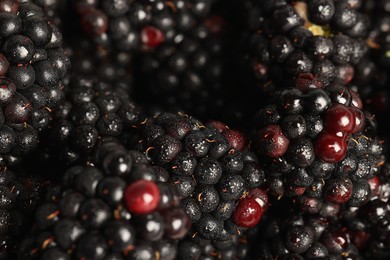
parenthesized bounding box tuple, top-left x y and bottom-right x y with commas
(0, 166, 48, 259)
(132, 113, 268, 241)
(349, 2, 390, 138)
(177, 226, 257, 260)
(65, 35, 135, 98)
(238, 0, 370, 93)
(341, 163, 390, 259)
(37, 73, 144, 166)
(254, 74, 384, 210)
(250, 210, 362, 259)
(135, 14, 229, 123)
(72, 0, 216, 53)
(18, 141, 191, 260)
(0, 1, 69, 165)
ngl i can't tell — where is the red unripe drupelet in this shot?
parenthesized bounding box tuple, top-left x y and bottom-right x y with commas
(324, 104, 355, 135)
(124, 180, 160, 214)
(314, 132, 347, 163)
(141, 26, 165, 48)
(233, 188, 268, 228)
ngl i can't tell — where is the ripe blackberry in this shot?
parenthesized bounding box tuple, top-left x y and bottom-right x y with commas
(254, 74, 384, 210)
(250, 210, 362, 259)
(38, 73, 144, 166)
(177, 226, 257, 260)
(238, 0, 369, 92)
(348, 2, 390, 138)
(135, 14, 229, 123)
(133, 113, 268, 241)
(67, 35, 134, 96)
(18, 141, 191, 260)
(0, 166, 49, 259)
(0, 1, 69, 165)
(72, 0, 216, 53)
(341, 163, 390, 259)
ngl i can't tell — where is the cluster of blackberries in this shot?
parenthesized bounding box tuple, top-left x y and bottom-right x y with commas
(0, 0, 389, 259)
(239, 0, 369, 92)
(0, 0, 68, 165)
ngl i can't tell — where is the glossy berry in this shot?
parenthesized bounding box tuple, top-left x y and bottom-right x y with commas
(324, 104, 355, 135)
(257, 125, 289, 158)
(124, 180, 160, 214)
(314, 132, 347, 163)
(324, 178, 353, 204)
(141, 26, 165, 48)
(233, 196, 263, 228)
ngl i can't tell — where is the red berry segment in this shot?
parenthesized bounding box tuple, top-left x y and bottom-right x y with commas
(207, 120, 229, 133)
(248, 188, 268, 209)
(257, 125, 289, 158)
(233, 188, 268, 228)
(295, 73, 324, 91)
(141, 26, 165, 48)
(324, 104, 355, 135)
(324, 178, 353, 204)
(124, 180, 160, 214)
(350, 107, 365, 133)
(222, 129, 246, 151)
(314, 132, 347, 163)
(233, 197, 262, 228)
(81, 9, 108, 36)
(350, 90, 363, 109)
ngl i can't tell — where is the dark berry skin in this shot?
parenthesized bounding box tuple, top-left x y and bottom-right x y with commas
(22, 16, 52, 47)
(4, 93, 32, 123)
(194, 185, 219, 213)
(193, 157, 222, 185)
(103, 221, 135, 253)
(169, 174, 196, 198)
(217, 174, 245, 201)
(8, 64, 35, 90)
(196, 214, 223, 240)
(308, 0, 335, 25)
(303, 89, 331, 114)
(348, 180, 370, 207)
(286, 138, 315, 167)
(162, 207, 191, 240)
(0, 12, 22, 38)
(75, 233, 108, 260)
(78, 199, 111, 229)
(257, 125, 289, 158)
(97, 177, 126, 206)
(2, 34, 35, 64)
(180, 197, 201, 222)
(150, 135, 182, 164)
(324, 178, 353, 204)
(0, 78, 16, 105)
(178, 240, 201, 260)
(320, 229, 349, 254)
(53, 219, 85, 250)
(284, 226, 314, 254)
(80, 8, 108, 37)
(135, 212, 164, 242)
(281, 115, 307, 139)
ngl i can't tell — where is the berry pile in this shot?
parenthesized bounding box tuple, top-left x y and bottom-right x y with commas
(0, 0, 389, 259)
